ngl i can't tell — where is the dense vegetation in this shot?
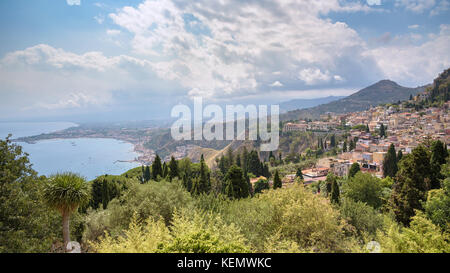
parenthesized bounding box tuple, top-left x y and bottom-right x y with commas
(1, 133, 449, 253)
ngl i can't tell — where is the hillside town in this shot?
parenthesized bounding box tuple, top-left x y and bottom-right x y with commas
(281, 100, 450, 185)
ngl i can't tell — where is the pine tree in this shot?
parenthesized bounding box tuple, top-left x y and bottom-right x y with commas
(224, 165, 249, 199)
(248, 150, 262, 176)
(168, 156, 178, 181)
(273, 170, 282, 189)
(383, 144, 398, 178)
(390, 145, 432, 225)
(152, 154, 163, 180)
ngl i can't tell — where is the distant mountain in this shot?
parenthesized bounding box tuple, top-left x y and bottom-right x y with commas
(279, 96, 345, 113)
(282, 80, 428, 121)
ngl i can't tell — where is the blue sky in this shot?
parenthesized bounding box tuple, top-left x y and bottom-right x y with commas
(0, 0, 449, 122)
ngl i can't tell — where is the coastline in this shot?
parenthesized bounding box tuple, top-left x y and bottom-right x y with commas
(14, 136, 155, 166)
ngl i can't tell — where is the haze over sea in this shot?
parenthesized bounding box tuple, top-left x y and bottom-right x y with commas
(0, 122, 140, 180)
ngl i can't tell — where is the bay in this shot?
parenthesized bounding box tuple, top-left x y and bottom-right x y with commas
(0, 122, 140, 180)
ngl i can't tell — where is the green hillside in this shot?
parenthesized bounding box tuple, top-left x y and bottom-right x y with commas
(282, 80, 427, 121)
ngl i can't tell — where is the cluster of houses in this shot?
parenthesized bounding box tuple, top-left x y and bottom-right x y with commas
(280, 101, 450, 182)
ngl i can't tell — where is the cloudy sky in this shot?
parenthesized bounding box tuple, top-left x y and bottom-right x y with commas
(0, 0, 449, 122)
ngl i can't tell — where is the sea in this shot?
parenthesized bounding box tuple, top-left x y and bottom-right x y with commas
(0, 122, 140, 180)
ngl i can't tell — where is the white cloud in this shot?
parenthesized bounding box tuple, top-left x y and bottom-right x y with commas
(108, 0, 376, 100)
(0, 44, 178, 113)
(31, 92, 108, 110)
(299, 68, 332, 85)
(94, 15, 105, 24)
(408, 24, 420, 29)
(430, 0, 450, 15)
(106, 29, 121, 36)
(270, 81, 283, 87)
(367, 0, 382, 5)
(66, 0, 81, 6)
(1, 0, 449, 119)
(395, 0, 436, 13)
(364, 24, 450, 85)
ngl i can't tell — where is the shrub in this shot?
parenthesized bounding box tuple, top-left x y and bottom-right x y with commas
(342, 172, 383, 209)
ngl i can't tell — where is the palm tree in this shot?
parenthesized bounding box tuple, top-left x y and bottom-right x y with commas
(43, 172, 90, 252)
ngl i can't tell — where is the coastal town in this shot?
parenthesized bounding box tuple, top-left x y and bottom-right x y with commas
(280, 99, 450, 186)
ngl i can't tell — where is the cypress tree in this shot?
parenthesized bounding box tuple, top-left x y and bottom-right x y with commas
(380, 124, 386, 138)
(226, 148, 234, 168)
(263, 163, 270, 178)
(348, 162, 360, 178)
(430, 140, 448, 189)
(390, 145, 432, 225)
(273, 170, 282, 189)
(397, 150, 403, 163)
(236, 154, 241, 167)
(152, 154, 163, 180)
(343, 141, 347, 152)
(144, 165, 151, 182)
(242, 146, 249, 173)
(168, 156, 179, 181)
(330, 134, 336, 147)
(325, 173, 333, 196)
(219, 154, 227, 174)
(162, 162, 169, 178)
(330, 178, 340, 204)
(101, 179, 110, 209)
(269, 151, 275, 160)
(198, 154, 210, 194)
(349, 139, 355, 151)
(383, 144, 398, 178)
(296, 168, 303, 180)
(183, 173, 192, 192)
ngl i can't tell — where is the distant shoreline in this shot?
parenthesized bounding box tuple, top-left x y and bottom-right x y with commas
(14, 136, 148, 165)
